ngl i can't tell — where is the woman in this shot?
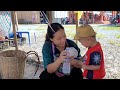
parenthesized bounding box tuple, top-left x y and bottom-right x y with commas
(40, 23, 83, 80)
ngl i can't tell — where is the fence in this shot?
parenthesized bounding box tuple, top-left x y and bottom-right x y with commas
(0, 11, 12, 37)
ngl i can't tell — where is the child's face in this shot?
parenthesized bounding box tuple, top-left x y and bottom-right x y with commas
(78, 37, 91, 48)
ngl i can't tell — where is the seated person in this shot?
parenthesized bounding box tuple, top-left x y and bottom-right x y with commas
(39, 23, 83, 80)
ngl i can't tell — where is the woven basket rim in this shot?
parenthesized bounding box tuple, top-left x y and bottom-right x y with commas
(0, 50, 26, 57)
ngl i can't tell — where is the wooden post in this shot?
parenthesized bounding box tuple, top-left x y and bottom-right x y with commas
(11, 11, 18, 50)
(86, 11, 88, 21)
(15, 11, 18, 31)
(75, 12, 79, 45)
(112, 11, 114, 17)
(100, 11, 104, 21)
(48, 11, 52, 24)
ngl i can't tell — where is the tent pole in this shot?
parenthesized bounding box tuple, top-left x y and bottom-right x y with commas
(15, 11, 18, 31)
(47, 11, 52, 24)
(11, 11, 18, 50)
(75, 12, 79, 45)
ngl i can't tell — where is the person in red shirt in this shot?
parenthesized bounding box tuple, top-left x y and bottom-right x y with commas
(74, 24, 106, 79)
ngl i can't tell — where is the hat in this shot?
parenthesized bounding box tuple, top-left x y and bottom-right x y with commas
(74, 24, 97, 40)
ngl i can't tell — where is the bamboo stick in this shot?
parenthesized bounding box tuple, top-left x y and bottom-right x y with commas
(75, 12, 79, 45)
(11, 11, 18, 50)
(15, 11, 18, 31)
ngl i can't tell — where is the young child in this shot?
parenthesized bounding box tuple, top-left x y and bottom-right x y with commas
(74, 24, 106, 79)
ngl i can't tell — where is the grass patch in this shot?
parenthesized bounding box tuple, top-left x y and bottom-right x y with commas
(115, 42, 120, 47)
(115, 34, 120, 38)
(96, 33, 106, 39)
(98, 26, 120, 30)
(108, 40, 116, 45)
(32, 24, 48, 31)
(66, 32, 76, 39)
(33, 24, 76, 31)
(63, 25, 76, 31)
(117, 43, 120, 47)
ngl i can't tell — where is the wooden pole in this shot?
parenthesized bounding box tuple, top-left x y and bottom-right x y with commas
(15, 11, 18, 31)
(75, 12, 79, 45)
(48, 11, 52, 24)
(11, 11, 18, 50)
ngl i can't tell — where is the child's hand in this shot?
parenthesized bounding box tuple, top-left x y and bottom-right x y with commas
(70, 56, 83, 68)
(78, 61, 83, 68)
(69, 56, 76, 66)
(82, 64, 86, 70)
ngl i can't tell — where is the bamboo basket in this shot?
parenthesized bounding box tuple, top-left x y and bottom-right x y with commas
(0, 50, 26, 79)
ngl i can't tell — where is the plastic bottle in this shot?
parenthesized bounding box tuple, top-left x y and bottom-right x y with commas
(62, 47, 71, 75)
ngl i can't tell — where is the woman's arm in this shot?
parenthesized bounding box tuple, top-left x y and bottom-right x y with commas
(47, 50, 67, 73)
(42, 41, 68, 73)
(47, 58, 63, 73)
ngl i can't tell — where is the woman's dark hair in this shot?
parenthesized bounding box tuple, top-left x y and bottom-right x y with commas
(45, 23, 64, 41)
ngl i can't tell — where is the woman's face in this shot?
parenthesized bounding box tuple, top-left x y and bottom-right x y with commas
(51, 29, 66, 48)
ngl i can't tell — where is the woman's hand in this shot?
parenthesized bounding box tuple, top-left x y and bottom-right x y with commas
(58, 50, 67, 63)
(47, 50, 67, 73)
